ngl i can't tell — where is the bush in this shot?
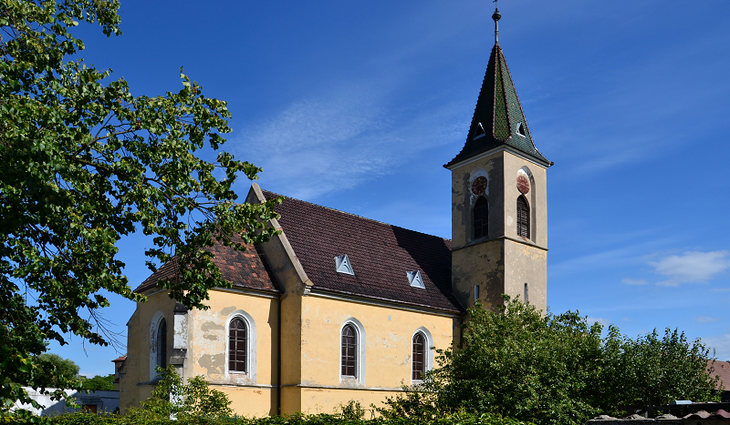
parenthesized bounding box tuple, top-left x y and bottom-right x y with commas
(380, 297, 720, 425)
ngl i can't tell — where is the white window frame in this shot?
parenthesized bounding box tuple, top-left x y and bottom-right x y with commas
(339, 318, 366, 385)
(225, 310, 257, 382)
(411, 327, 434, 384)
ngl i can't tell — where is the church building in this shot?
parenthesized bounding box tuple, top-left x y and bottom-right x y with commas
(119, 8, 552, 417)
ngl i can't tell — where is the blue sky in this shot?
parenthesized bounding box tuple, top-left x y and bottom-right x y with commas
(52, 0, 730, 377)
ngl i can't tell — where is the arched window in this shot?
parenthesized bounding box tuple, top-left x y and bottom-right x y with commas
(517, 195, 530, 238)
(473, 196, 488, 239)
(156, 318, 167, 370)
(412, 333, 426, 381)
(229, 317, 248, 373)
(341, 324, 357, 377)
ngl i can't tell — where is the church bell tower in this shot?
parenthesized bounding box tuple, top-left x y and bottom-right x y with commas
(445, 7, 552, 312)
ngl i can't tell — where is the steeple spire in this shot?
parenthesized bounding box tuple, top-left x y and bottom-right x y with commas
(492, 2, 501, 45)
(445, 5, 551, 169)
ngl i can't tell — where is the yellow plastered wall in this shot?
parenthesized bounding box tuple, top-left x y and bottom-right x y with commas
(119, 291, 177, 413)
(188, 289, 280, 417)
(288, 294, 458, 415)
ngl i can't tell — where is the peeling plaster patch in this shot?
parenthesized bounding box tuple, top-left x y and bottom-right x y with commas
(204, 334, 218, 341)
(198, 353, 224, 375)
(221, 306, 237, 316)
(380, 333, 400, 349)
(506, 216, 514, 226)
(201, 321, 224, 332)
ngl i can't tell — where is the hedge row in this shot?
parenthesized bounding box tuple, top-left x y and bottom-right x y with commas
(37, 411, 532, 425)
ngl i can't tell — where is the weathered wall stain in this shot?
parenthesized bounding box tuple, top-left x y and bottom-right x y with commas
(198, 353, 224, 375)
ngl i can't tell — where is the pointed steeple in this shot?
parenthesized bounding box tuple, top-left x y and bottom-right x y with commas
(445, 9, 551, 169)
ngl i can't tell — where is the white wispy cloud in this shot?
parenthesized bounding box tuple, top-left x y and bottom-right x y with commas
(234, 82, 463, 200)
(650, 251, 730, 286)
(694, 316, 721, 323)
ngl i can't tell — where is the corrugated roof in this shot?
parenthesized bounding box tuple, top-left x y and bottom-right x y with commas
(265, 191, 462, 313)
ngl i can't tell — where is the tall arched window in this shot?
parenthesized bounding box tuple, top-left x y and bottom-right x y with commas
(156, 318, 167, 370)
(229, 317, 248, 373)
(341, 324, 357, 377)
(473, 196, 488, 239)
(517, 195, 530, 238)
(412, 333, 426, 381)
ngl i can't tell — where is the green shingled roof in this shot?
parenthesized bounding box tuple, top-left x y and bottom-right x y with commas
(445, 44, 551, 168)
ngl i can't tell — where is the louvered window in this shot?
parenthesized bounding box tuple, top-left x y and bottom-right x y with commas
(341, 324, 357, 377)
(412, 333, 426, 381)
(156, 318, 167, 369)
(473, 197, 488, 239)
(229, 317, 248, 373)
(517, 196, 530, 238)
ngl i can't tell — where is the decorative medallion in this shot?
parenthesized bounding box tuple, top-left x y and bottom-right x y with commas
(516, 175, 530, 194)
(471, 176, 487, 195)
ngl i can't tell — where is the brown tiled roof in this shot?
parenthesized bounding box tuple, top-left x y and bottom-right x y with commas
(265, 191, 462, 313)
(134, 243, 279, 294)
(709, 360, 730, 391)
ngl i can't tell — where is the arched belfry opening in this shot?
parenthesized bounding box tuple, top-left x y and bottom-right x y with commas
(473, 196, 488, 239)
(517, 195, 530, 239)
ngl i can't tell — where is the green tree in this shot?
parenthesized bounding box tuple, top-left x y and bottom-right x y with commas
(595, 327, 719, 415)
(80, 374, 114, 391)
(127, 365, 232, 420)
(381, 297, 720, 425)
(0, 0, 280, 412)
(37, 354, 80, 389)
(433, 298, 604, 425)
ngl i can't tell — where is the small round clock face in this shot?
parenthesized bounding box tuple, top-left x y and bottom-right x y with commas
(517, 175, 530, 194)
(471, 176, 487, 195)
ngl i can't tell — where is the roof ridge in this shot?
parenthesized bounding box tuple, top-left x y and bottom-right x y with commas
(261, 189, 451, 243)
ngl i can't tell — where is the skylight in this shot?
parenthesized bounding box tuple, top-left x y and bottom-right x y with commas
(407, 270, 425, 289)
(335, 254, 354, 276)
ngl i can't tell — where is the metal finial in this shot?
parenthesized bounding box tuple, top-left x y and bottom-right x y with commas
(492, 4, 501, 45)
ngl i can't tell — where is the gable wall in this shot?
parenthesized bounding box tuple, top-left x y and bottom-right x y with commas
(119, 291, 177, 413)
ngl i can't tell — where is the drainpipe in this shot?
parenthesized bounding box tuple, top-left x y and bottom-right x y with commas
(276, 293, 282, 415)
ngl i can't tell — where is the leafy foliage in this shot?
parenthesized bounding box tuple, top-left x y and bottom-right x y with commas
(1, 0, 279, 412)
(80, 374, 114, 392)
(381, 297, 720, 425)
(126, 365, 232, 421)
(38, 354, 81, 389)
(595, 327, 720, 415)
(45, 409, 533, 425)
